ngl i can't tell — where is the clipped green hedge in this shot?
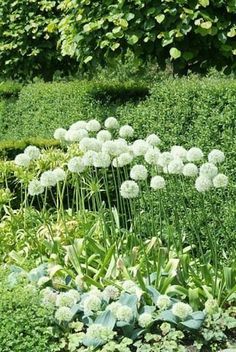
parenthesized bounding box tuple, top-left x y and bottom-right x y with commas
(0, 138, 59, 159)
(119, 76, 236, 165)
(0, 79, 148, 141)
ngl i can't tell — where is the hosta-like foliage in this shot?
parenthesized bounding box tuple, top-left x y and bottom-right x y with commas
(0, 0, 74, 80)
(59, 0, 236, 73)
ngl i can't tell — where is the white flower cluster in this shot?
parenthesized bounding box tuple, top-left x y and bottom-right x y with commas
(83, 294, 102, 314)
(171, 302, 193, 320)
(120, 180, 139, 199)
(56, 290, 80, 308)
(14, 145, 41, 167)
(138, 313, 153, 328)
(28, 167, 66, 196)
(85, 324, 115, 343)
(156, 295, 171, 310)
(49, 118, 228, 198)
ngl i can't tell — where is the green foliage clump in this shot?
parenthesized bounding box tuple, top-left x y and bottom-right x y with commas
(0, 81, 22, 98)
(0, 270, 59, 352)
(0, 0, 75, 80)
(59, 0, 236, 74)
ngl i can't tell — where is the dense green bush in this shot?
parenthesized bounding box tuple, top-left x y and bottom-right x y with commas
(0, 81, 22, 98)
(0, 80, 148, 141)
(119, 77, 236, 157)
(0, 0, 76, 80)
(59, 0, 236, 74)
(0, 269, 59, 352)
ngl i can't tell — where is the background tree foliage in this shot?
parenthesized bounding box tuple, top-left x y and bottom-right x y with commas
(59, 0, 236, 74)
(0, 0, 75, 80)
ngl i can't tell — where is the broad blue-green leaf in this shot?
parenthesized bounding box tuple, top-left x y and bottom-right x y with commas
(95, 310, 116, 329)
(158, 310, 178, 324)
(147, 286, 160, 303)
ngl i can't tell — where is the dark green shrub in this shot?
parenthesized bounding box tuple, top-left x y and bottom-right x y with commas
(0, 0, 76, 80)
(59, 0, 236, 74)
(0, 269, 59, 352)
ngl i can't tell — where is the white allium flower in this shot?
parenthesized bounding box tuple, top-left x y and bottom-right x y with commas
(130, 164, 148, 181)
(132, 139, 150, 156)
(158, 152, 173, 168)
(40, 171, 57, 187)
(115, 138, 129, 154)
(83, 294, 102, 313)
(86, 324, 114, 343)
(54, 128, 67, 141)
(172, 302, 193, 320)
(150, 176, 166, 190)
(187, 147, 204, 162)
(28, 179, 44, 196)
(182, 163, 198, 177)
(195, 176, 212, 192)
(68, 289, 81, 302)
(55, 306, 73, 322)
(102, 139, 128, 157)
(120, 180, 139, 199)
(171, 146, 187, 161)
(167, 158, 184, 174)
(37, 276, 50, 287)
(115, 152, 133, 167)
(97, 130, 112, 142)
(65, 129, 88, 142)
(68, 157, 85, 173)
(144, 147, 160, 165)
(89, 287, 103, 299)
(24, 146, 41, 160)
(86, 119, 101, 132)
(146, 134, 161, 146)
(104, 116, 120, 130)
(213, 174, 228, 188)
(122, 280, 137, 294)
(56, 291, 80, 308)
(53, 167, 66, 182)
(208, 149, 225, 164)
(106, 302, 122, 315)
(14, 153, 31, 167)
(156, 295, 171, 310)
(70, 120, 87, 130)
(138, 313, 153, 328)
(82, 150, 97, 167)
(119, 125, 134, 138)
(116, 305, 133, 322)
(80, 137, 102, 152)
(93, 152, 111, 168)
(41, 287, 57, 305)
(200, 162, 218, 179)
(103, 285, 120, 301)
